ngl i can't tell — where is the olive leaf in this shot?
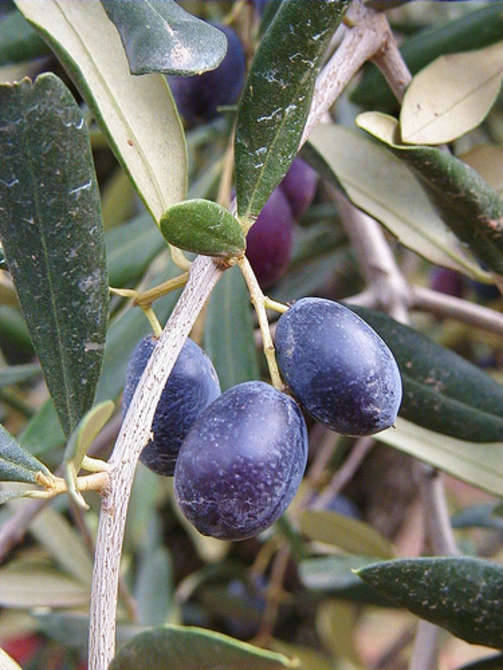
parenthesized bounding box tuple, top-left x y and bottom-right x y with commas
(101, 0, 227, 76)
(160, 199, 245, 258)
(108, 625, 298, 669)
(0, 422, 51, 485)
(235, 0, 350, 224)
(357, 557, 503, 649)
(356, 112, 503, 276)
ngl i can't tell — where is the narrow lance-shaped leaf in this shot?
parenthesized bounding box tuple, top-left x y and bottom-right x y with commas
(357, 557, 503, 649)
(63, 400, 115, 472)
(109, 625, 298, 670)
(0, 74, 108, 436)
(357, 112, 503, 276)
(348, 304, 503, 442)
(299, 509, 394, 559)
(456, 654, 503, 670)
(235, 0, 350, 224)
(160, 199, 245, 258)
(101, 0, 227, 76)
(0, 423, 50, 484)
(16, 0, 187, 223)
(306, 124, 487, 280)
(375, 417, 503, 498)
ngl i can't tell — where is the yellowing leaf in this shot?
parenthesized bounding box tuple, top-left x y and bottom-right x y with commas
(401, 41, 503, 145)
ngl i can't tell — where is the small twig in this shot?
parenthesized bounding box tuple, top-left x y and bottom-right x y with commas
(311, 436, 375, 510)
(334, 190, 411, 324)
(301, 3, 391, 144)
(253, 544, 291, 646)
(0, 413, 121, 563)
(237, 255, 284, 391)
(417, 466, 459, 557)
(411, 285, 503, 336)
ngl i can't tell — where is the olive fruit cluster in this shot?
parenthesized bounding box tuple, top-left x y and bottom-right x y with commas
(246, 157, 318, 288)
(275, 298, 403, 436)
(123, 339, 308, 540)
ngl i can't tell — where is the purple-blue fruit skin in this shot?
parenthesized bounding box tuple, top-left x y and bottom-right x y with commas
(245, 187, 294, 288)
(174, 381, 308, 541)
(279, 157, 318, 219)
(167, 24, 245, 125)
(275, 298, 402, 436)
(122, 336, 221, 476)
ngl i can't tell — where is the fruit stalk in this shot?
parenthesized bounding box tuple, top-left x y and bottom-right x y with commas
(237, 255, 283, 390)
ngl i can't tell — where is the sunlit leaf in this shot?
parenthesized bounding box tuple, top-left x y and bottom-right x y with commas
(63, 400, 115, 473)
(307, 124, 487, 279)
(16, 0, 187, 223)
(0, 564, 89, 607)
(375, 417, 503, 498)
(351, 3, 503, 111)
(401, 41, 503, 145)
(357, 112, 503, 276)
(299, 509, 394, 559)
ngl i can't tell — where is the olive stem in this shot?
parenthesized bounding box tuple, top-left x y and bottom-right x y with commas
(311, 435, 375, 510)
(109, 272, 189, 307)
(143, 306, 163, 338)
(263, 296, 288, 314)
(26, 471, 109, 500)
(89, 255, 223, 669)
(237, 255, 284, 391)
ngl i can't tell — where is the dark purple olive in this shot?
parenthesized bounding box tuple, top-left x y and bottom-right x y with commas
(122, 335, 221, 476)
(245, 187, 294, 288)
(275, 298, 402, 436)
(167, 23, 245, 126)
(430, 267, 465, 298)
(174, 381, 308, 540)
(279, 157, 318, 219)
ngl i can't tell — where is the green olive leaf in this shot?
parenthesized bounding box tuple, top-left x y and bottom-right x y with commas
(160, 199, 245, 258)
(63, 400, 115, 473)
(100, 0, 227, 76)
(307, 124, 488, 280)
(109, 625, 299, 670)
(204, 265, 260, 391)
(235, 0, 350, 224)
(349, 304, 503, 442)
(357, 557, 503, 649)
(0, 74, 108, 437)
